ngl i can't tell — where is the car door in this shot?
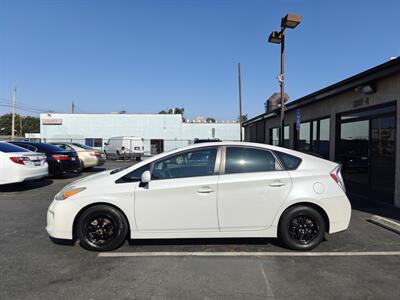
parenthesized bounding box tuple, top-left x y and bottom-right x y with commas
(134, 146, 220, 232)
(217, 146, 292, 231)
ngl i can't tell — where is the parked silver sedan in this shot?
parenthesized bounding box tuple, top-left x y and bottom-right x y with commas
(52, 143, 106, 170)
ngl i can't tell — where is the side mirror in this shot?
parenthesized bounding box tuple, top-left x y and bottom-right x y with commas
(141, 170, 151, 184)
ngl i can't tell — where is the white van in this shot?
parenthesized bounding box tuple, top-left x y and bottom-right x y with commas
(104, 136, 144, 161)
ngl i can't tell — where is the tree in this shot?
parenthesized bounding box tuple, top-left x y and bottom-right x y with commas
(238, 114, 248, 123)
(206, 117, 216, 123)
(158, 107, 186, 121)
(0, 113, 40, 136)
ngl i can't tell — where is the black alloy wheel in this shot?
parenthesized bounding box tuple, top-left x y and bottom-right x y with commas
(278, 205, 326, 251)
(76, 205, 128, 251)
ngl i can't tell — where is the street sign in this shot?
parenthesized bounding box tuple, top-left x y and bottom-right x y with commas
(296, 109, 301, 130)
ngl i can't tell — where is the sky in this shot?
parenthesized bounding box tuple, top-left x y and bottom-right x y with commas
(0, 0, 399, 121)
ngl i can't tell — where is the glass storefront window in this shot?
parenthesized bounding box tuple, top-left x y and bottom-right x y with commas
(295, 117, 330, 159)
(298, 122, 311, 152)
(270, 127, 280, 146)
(284, 125, 290, 148)
(319, 118, 330, 158)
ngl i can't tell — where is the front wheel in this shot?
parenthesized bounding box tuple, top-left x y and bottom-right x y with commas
(76, 205, 128, 251)
(278, 205, 326, 251)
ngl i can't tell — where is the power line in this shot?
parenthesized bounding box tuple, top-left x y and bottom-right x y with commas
(0, 104, 43, 114)
(0, 98, 53, 112)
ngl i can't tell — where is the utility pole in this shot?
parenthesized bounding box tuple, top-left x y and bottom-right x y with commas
(238, 63, 243, 142)
(11, 86, 16, 140)
(72, 101, 75, 113)
(19, 117, 23, 137)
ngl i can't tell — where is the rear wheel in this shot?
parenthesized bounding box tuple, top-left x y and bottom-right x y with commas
(78, 160, 85, 172)
(278, 205, 326, 251)
(76, 205, 128, 251)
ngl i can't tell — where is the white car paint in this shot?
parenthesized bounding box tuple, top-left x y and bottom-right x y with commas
(0, 142, 48, 185)
(46, 142, 351, 241)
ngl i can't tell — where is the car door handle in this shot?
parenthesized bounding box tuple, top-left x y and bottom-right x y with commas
(269, 182, 285, 187)
(197, 187, 214, 194)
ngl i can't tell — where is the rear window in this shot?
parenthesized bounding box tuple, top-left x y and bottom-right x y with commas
(72, 143, 94, 150)
(0, 142, 29, 153)
(274, 151, 302, 170)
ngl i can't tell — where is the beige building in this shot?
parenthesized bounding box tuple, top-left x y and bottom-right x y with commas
(244, 57, 400, 207)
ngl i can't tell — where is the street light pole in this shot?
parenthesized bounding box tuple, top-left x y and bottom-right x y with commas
(268, 13, 301, 147)
(279, 31, 285, 147)
(238, 63, 243, 142)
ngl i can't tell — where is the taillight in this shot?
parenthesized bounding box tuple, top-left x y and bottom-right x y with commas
(10, 157, 30, 165)
(89, 152, 96, 156)
(330, 165, 346, 193)
(52, 154, 69, 161)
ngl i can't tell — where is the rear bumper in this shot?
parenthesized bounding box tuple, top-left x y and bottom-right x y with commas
(0, 164, 48, 185)
(319, 195, 352, 234)
(23, 167, 49, 181)
(48, 160, 81, 175)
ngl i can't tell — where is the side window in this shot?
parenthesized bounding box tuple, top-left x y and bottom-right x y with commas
(117, 164, 150, 183)
(152, 147, 218, 180)
(225, 147, 280, 174)
(274, 151, 302, 170)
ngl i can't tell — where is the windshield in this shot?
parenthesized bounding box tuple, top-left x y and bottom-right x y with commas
(0, 142, 29, 153)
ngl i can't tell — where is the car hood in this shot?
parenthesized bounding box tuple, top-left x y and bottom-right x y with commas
(64, 169, 112, 190)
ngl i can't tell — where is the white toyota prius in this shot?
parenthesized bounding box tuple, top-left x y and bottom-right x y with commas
(46, 142, 351, 251)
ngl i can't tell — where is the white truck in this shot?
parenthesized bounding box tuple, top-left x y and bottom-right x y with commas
(104, 136, 144, 161)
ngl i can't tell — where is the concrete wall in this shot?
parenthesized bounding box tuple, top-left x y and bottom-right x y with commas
(245, 73, 400, 207)
(40, 113, 240, 153)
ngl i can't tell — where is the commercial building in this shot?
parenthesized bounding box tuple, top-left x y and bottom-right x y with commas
(244, 57, 400, 207)
(40, 113, 240, 154)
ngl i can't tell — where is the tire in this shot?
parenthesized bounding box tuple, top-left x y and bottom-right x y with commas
(135, 156, 141, 161)
(278, 205, 326, 251)
(78, 160, 85, 172)
(76, 205, 128, 251)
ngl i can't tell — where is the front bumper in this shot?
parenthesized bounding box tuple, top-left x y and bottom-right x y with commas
(46, 199, 80, 240)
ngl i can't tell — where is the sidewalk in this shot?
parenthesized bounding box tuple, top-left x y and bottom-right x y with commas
(350, 194, 400, 222)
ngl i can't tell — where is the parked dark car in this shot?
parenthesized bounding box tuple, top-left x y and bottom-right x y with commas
(193, 138, 222, 144)
(9, 141, 80, 176)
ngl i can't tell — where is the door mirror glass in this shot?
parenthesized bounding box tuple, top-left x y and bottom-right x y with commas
(141, 170, 151, 184)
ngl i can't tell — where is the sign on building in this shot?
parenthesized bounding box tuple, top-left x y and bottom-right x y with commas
(42, 118, 63, 125)
(296, 109, 301, 130)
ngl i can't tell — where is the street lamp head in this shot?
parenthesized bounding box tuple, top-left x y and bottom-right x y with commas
(268, 31, 283, 44)
(281, 14, 301, 29)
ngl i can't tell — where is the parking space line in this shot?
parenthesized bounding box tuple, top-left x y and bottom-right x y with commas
(98, 251, 400, 257)
(259, 262, 275, 299)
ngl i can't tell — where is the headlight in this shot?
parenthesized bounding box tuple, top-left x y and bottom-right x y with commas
(55, 187, 86, 200)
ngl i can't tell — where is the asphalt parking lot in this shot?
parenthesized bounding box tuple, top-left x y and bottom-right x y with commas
(1, 161, 400, 299)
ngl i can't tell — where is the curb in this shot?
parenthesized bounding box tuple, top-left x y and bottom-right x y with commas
(368, 215, 400, 235)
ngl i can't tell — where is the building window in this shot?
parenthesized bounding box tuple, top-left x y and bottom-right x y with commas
(295, 118, 330, 159)
(270, 125, 290, 147)
(284, 125, 290, 148)
(298, 122, 311, 152)
(85, 138, 103, 148)
(270, 127, 280, 146)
